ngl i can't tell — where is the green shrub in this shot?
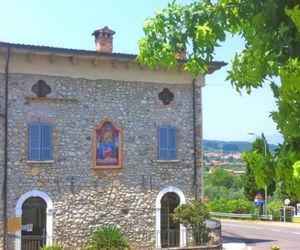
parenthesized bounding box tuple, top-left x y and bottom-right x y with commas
(87, 225, 131, 250)
(40, 244, 63, 250)
(172, 199, 210, 245)
(267, 200, 284, 221)
(227, 199, 255, 214)
(207, 198, 229, 212)
(209, 198, 255, 214)
(271, 245, 280, 250)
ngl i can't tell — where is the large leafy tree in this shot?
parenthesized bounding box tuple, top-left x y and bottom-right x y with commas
(242, 135, 276, 201)
(138, 0, 300, 199)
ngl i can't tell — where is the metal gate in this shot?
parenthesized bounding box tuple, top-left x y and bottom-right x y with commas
(21, 197, 47, 250)
(160, 192, 180, 248)
(21, 235, 46, 250)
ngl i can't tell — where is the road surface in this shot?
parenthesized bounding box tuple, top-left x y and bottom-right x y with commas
(222, 219, 300, 250)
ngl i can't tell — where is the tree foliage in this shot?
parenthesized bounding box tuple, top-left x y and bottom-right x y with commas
(138, 0, 300, 200)
(242, 164, 265, 201)
(172, 199, 210, 229)
(208, 198, 255, 214)
(204, 168, 244, 200)
(172, 199, 211, 244)
(242, 135, 276, 200)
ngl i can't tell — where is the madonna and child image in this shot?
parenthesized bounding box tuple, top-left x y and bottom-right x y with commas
(96, 122, 119, 165)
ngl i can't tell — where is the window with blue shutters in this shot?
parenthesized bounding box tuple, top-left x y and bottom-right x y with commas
(28, 123, 52, 161)
(159, 126, 177, 160)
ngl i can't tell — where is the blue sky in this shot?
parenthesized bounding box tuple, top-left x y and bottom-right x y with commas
(0, 0, 280, 142)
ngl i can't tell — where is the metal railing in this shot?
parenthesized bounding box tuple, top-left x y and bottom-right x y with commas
(7, 234, 47, 250)
(161, 229, 180, 248)
(7, 234, 87, 250)
(158, 219, 222, 248)
(210, 212, 273, 220)
(7, 220, 222, 250)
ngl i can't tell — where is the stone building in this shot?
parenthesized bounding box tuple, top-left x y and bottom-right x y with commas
(0, 27, 225, 249)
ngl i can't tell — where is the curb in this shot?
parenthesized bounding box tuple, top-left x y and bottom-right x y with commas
(223, 242, 248, 250)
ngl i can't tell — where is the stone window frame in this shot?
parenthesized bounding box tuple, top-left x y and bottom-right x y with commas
(92, 119, 123, 170)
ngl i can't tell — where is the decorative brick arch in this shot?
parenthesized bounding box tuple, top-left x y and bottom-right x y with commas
(15, 190, 53, 248)
(155, 186, 187, 248)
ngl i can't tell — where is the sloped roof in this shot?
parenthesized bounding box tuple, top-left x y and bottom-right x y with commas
(0, 41, 227, 73)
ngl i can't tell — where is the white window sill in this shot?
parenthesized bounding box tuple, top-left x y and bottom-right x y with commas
(156, 160, 180, 163)
(26, 160, 54, 164)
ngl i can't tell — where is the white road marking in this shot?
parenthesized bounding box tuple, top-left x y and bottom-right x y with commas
(222, 223, 262, 229)
(271, 229, 280, 232)
(292, 231, 300, 235)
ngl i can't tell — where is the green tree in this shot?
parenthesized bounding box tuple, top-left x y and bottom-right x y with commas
(242, 164, 265, 201)
(204, 168, 244, 201)
(138, 0, 300, 199)
(242, 135, 276, 200)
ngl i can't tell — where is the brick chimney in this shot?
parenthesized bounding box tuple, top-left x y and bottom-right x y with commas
(176, 49, 187, 60)
(92, 26, 115, 53)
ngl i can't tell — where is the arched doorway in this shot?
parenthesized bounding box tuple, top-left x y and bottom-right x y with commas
(15, 190, 53, 250)
(155, 186, 186, 248)
(160, 192, 180, 248)
(21, 197, 47, 249)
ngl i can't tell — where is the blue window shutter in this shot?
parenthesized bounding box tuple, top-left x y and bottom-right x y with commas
(159, 127, 168, 160)
(41, 124, 52, 160)
(29, 124, 41, 160)
(168, 127, 177, 160)
(159, 126, 177, 160)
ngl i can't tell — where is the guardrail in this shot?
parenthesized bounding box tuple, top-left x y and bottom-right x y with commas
(210, 212, 273, 221)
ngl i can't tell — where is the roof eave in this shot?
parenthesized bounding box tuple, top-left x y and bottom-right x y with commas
(0, 41, 227, 71)
(0, 41, 136, 61)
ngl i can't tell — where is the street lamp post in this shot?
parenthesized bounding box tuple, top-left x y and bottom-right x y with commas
(247, 132, 268, 216)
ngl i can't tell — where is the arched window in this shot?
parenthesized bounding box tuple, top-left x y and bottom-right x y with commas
(93, 120, 122, 170)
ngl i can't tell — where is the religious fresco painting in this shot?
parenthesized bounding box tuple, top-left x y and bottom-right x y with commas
(93, 120, 122, 169)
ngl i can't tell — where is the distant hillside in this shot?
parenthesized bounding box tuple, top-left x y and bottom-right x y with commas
(203, 139, 278, 153)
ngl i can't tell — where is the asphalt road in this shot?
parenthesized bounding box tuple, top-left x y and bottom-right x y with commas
(221, 219, 300, 250)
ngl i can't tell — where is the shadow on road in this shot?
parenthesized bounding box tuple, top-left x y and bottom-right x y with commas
(223, 235, 275, 244)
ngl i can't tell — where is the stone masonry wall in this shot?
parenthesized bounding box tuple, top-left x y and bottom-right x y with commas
(0, 73, 5, 249)
(195, 84, 204, 198)
(6, 74, 202, 249)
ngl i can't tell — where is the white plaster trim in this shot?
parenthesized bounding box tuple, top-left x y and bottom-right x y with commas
(155, 186, 186, 249)
(26, 160, 54, 164)
(15, 190, 53, 249)
(155, 160, 180, 163)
